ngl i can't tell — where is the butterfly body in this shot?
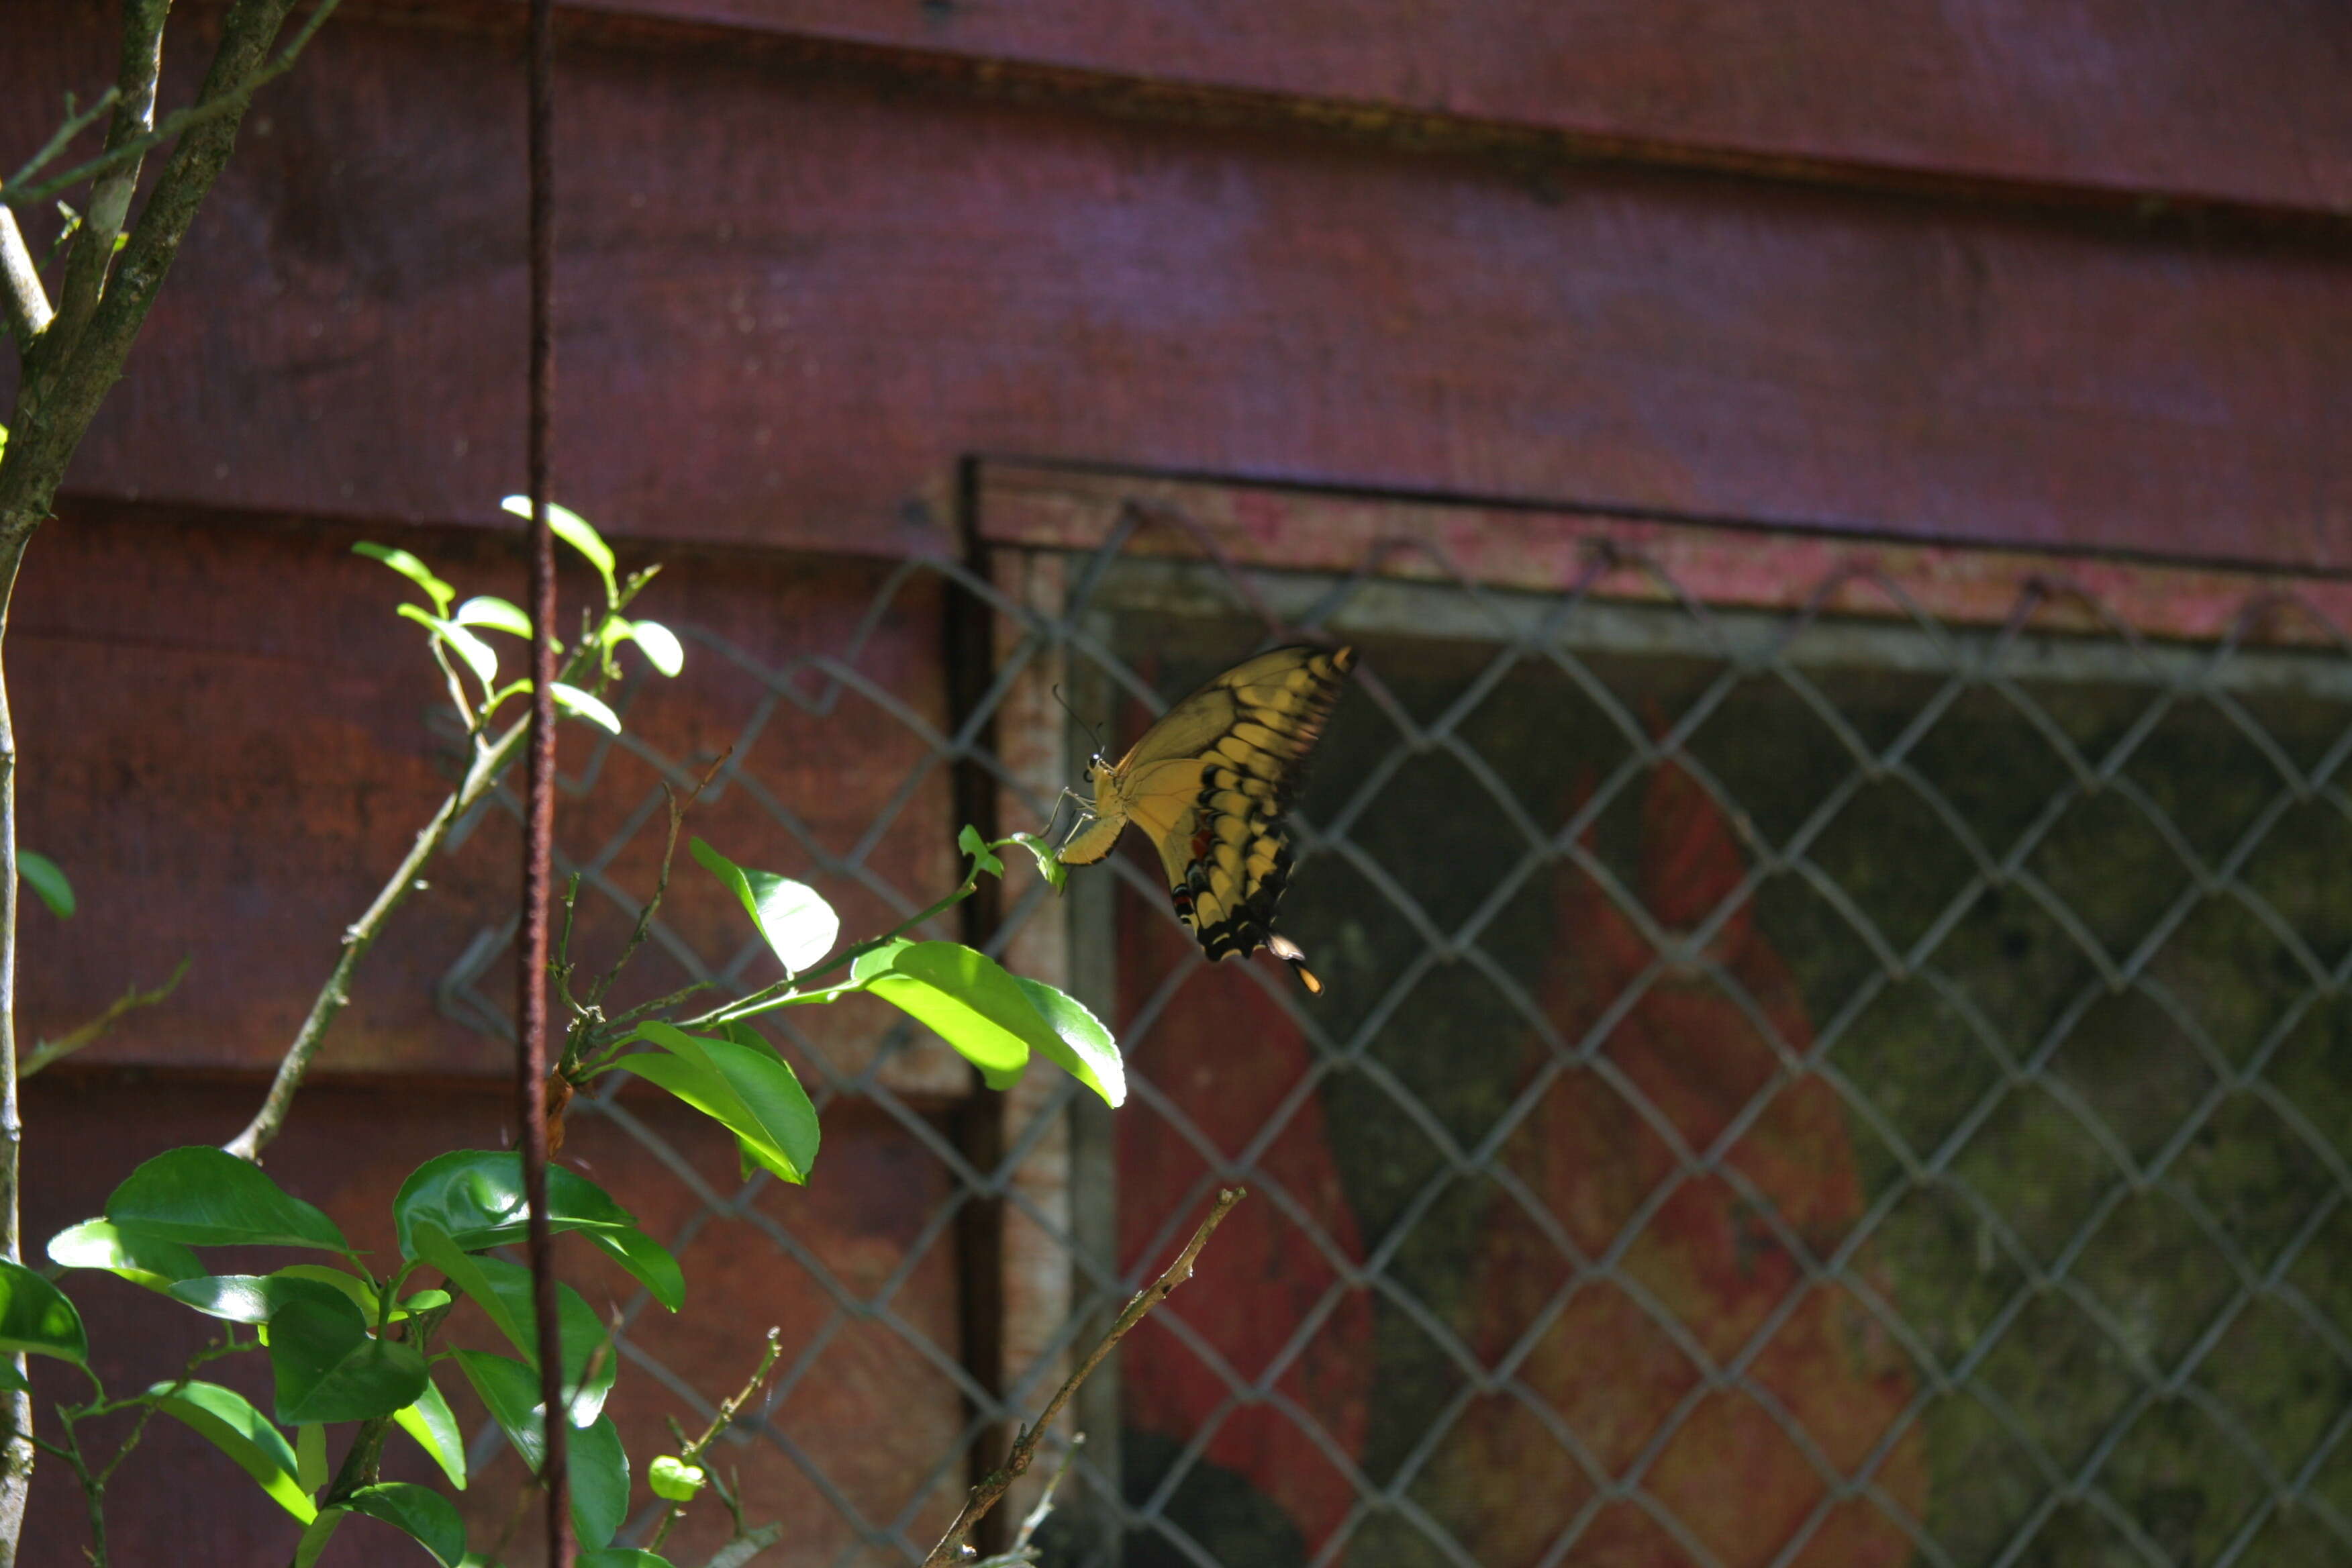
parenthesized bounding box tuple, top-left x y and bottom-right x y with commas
(1061, 644, 1357, 991)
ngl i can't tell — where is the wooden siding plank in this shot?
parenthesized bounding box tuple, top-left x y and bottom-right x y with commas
(7, 9, 2349, 567)
(522, 0, 2352, 213)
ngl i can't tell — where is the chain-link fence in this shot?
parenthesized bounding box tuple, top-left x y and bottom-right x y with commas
(434, 484, 2352, 1568)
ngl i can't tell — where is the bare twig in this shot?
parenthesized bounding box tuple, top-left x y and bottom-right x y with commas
(583, 752, 730, 1014)
(21, 959, 187, 1078)
(972, 1433, 1085, 1566)
(223, 589, 648, 1163)
(0, 91, 121, 206)
(647, 1327, 783, 1553)
(919, 1189, 1246, 1568)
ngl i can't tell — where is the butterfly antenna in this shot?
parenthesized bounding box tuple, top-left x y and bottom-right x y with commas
(1050, 683, 1109, 761)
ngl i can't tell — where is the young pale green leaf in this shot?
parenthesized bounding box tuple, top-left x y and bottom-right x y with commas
(452, 595, 532, 638)
(610, 1024, 820, 1184)
(999, 832, 1068, 894)
(47, 1218, 202, 1293)
(147, 1381, 315, 1523)
(18, 850, 72, 918)
(268, 1295, 429, 1425)
(550, 681, 622, 733)
(648, 1454, 707, 1502)
(851, 940, 1036, 1089)
(0, 1261, 86, 1364)
(456, 1353, 630, 1545)
(689, 838, 838, 975)
(354, 542, 454, 616)
(1011, 976, 1124, 1107)
(107, 1146, 350, 1252)
(411, 1229, 616, 1426)
(343, 1483, 468, 1568)
(396, 605, 499, 689)
(166, 1272, 354, 1326)
(391, 1375, 467, 1491)
(501, 496, 617, 598)
(613, 618, 684, 676)
(393, 1150, 637, 1257)
(580, 1225, 684, 1313)
(957, 824, 1004, 879)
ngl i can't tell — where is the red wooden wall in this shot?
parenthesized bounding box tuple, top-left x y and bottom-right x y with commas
(4, 0, 2349, 1560)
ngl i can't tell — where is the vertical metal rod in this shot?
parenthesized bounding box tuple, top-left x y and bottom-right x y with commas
(521, 0, 572, 1563)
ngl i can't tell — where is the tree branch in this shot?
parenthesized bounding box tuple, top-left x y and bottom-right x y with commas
(0, 213, 52, 352)
(0, 1, 344, 215)
(48, 0, 169, 368)
(918, 1189, 1246, 1568)
(0, 0, 311, 547)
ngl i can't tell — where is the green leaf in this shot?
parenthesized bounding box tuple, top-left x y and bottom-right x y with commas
(397, 604, 498, 689)
(354, 542, 454, 616)
(581, 1225, 684, 1313)
(607, 1024, 819, 1184)
(274, 1264, 385, 1319)
(1010, 976, 1124, 1108)
(958, 824, 1003, 879)
(0, 1261, 86, 1363)
(393, 1150, 637, 1259)
(1000, 832, 1068, 894)
(850, 940, 1039, 1089)
(453, 595, 532, 638)
(648, 1454, 706, 1502)
(689, 838, 838, 975)
(106, 1146, 350, 1252)
(47, 1218, 202, 1293)
(344, 1482, 467, 1567)
(166, 1272, 354, 1326)
(392, 1375, 467, 1490)
(295, 1420, 329, 1493)
(550, 681, 621, 733)
(0, 1364, 28, 1393)
(410, 1226, 616, 1426)
(148, 1381, 315, 1523)
(501, 496, 617, 599)
(456, 1353, 629, 1545)
(570, 1412, 631, 1548)
(292, 1509, 344, 1568)
(614, 618, 683, 676)
(19, 850, 73, 918)
(579, 1552, 674, 1568)
(268, 1294, 429, 1425)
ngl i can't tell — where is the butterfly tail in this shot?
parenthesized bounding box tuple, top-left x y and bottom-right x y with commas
(1267, 934, 1324, 995)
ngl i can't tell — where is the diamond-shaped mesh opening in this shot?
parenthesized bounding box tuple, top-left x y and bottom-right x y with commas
(426, 495, 2352, 1564)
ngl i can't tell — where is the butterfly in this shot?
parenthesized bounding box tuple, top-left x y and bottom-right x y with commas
(1059, 644, 1357, 992)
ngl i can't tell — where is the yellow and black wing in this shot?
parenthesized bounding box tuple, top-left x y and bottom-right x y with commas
(1062, 644, 1357, 991)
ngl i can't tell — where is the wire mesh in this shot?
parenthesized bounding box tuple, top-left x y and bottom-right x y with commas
(436, 500, 2352, 1568)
